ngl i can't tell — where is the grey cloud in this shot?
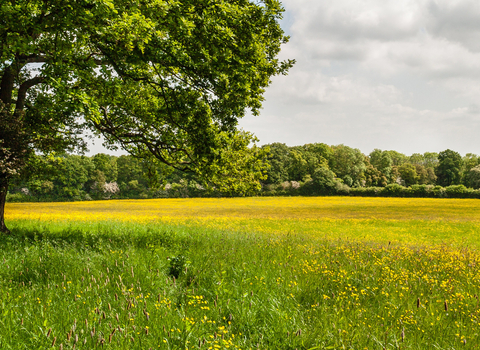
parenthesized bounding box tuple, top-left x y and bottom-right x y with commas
(468, 104, 480, 114)
(308, 41, 368, 61)
(427, 0, 480, 52)
(285, 0, 480, 81)
(452, 104, 480, 115)
(290, 1, 422, 44)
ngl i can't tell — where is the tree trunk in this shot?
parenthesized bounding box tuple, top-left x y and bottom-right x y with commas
(0, 178, 10, 234)
(0, 66, 14, 106)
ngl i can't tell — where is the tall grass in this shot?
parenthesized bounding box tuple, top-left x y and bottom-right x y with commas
(2, 197, 480, 348)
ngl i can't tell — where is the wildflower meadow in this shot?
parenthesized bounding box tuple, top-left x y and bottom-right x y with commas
(3, 197, 480, 349)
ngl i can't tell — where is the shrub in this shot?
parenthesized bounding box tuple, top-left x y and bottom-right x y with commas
(410, 184, 434, 197)
(290, 181, 300, 190)
(335, 181, 350, 195)
(381, 184, 406, 197)
(349, 187, 382, 197)
(445, 184, 469, 198)
(432, 186, 446, 197)
(6, 192, 34, 202)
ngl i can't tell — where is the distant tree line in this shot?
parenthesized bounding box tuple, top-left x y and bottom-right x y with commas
(7, 153, 218, 201)
(260, 143, 480, 198)
(7, 143, 480, 201)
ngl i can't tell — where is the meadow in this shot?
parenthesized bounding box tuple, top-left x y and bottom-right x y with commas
(3, 197, 480, 349)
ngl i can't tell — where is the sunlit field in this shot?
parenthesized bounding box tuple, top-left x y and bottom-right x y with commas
(8, 197, 480, 248)
(3, 197, 480, 349)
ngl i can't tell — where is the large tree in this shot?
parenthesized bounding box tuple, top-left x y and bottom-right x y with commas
(397, 163, 418, 187)
(369, 149, 393, 183)
(0, 0, 293, 233)
(436, 149, 462, 187)
(330, 145, 366, 187)
(262, 143, 289, 185)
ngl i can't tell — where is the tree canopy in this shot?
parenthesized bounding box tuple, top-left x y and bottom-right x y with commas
(436, 149, 462, 187)
(0, 0, 294, 232)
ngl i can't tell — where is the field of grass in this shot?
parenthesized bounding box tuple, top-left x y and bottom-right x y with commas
(3, 197, 480, 349)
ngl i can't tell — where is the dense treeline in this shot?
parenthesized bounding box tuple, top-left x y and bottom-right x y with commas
(261, 143, 480, 198)
(7, 153, 212, 201)
(7, 143, 480, 201)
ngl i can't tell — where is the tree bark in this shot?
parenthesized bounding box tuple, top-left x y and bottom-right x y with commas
(0, 177, 10, 234)
(0, 66, 14, 106)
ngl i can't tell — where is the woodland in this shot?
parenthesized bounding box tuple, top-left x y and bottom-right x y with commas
(7, 144, 480, 201)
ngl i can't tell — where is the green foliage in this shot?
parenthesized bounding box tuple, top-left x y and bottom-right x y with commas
(414, 164, 436, 185)
(409, 184, 435, 197)
(193, 131, 269, 196)
(5, 192, 34, 202)
(90, 169, 107, 199)
(436, 149, 462, 187)
(408, 153, 424, 165)
(168, 255, 189, 279)
(364, 161, 388, 187)
(262, 143, 290, 184)
(311, 166, 340, 195)
(382, 183, 406, 197)
(385, 150, 408, 166)
(92, 153, 118, 183)
(349, 186, 383, 197)
(288, 145, 330, 183)
(445, 184, 469, 197)
(117, 155, 148, 194)
(262, 143, 334, 185)
(397, 163, 419, 187)
(462, 154, 480, 185)
(141, 158, 172, 190)
(369, 149, 394, 182)
(466, 165, 480, 189)
(305, 143, 334, 164)
(286, 148, 311, 182)
(330, 145, 366, 187)
(11, 154, 97, 200)
(348, 184, 480, 199)
(422, 152, 439, 168)
(10, 143, 480, 201)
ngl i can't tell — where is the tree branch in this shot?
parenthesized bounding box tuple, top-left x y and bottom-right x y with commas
(17, 54, 48, 64)
(15, 76, 46, 112)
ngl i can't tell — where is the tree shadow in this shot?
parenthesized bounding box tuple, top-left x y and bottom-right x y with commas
(3, 224, 189, 252)
(0, 224, 191, 289)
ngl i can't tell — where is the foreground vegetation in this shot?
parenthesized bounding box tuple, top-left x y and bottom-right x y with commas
(3, 197, 480, 349)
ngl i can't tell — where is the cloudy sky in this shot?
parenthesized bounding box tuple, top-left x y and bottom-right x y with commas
(237, 0, 480, 156)
(89, 0, 480, 156)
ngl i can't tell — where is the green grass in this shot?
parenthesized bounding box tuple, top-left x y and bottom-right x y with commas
(2, 218, 480, 349)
